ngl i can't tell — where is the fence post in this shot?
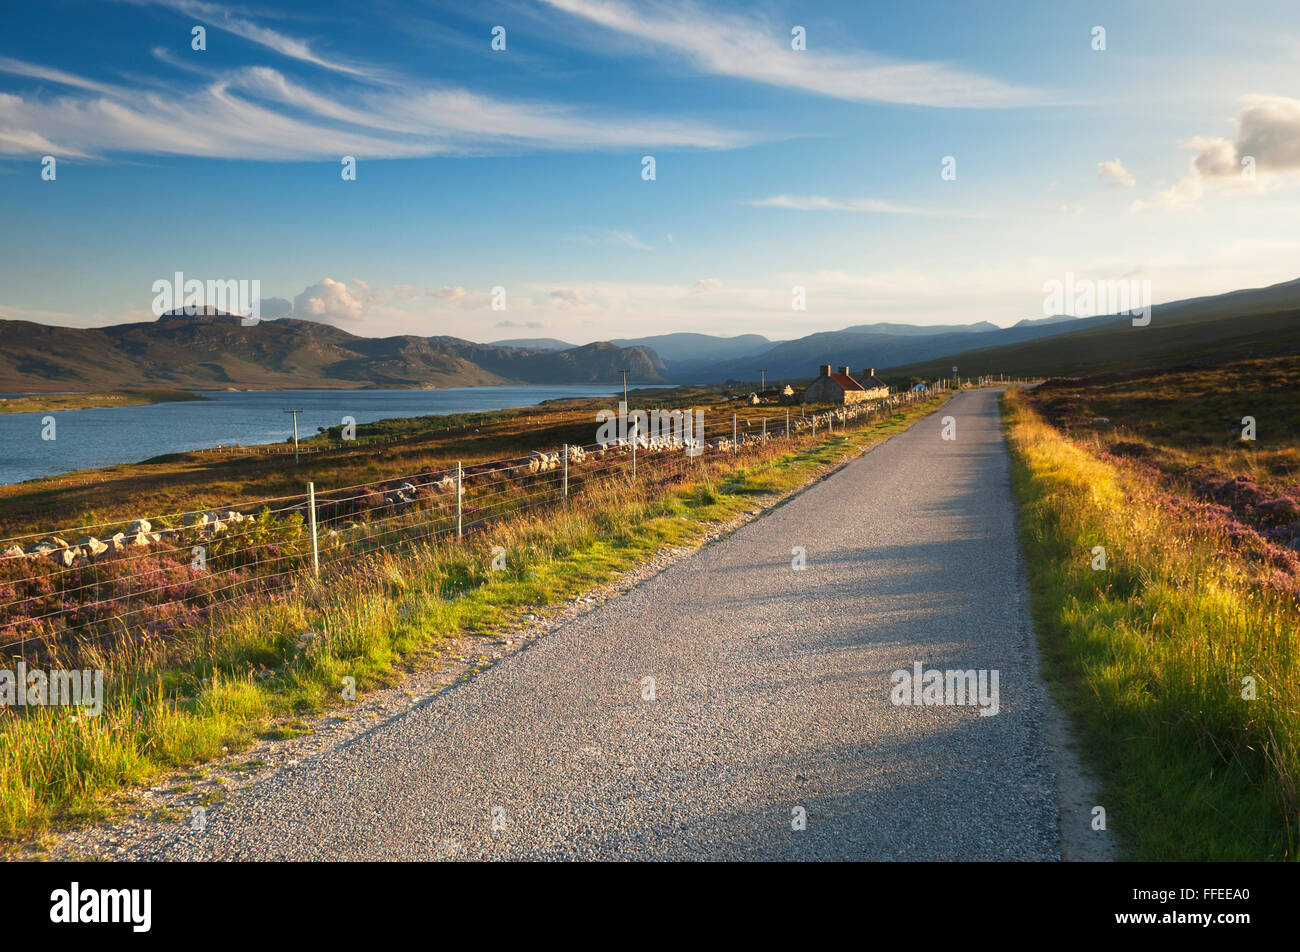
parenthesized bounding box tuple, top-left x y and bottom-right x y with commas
(562, 443, 569, 499)
(307, 481, 319, 578)
(785, 408, 790, 437)
(632, 427, 637, 479)
(762, 417, 766, 439)
(456, 460, 463, 538)
(732, 413, 737, 455)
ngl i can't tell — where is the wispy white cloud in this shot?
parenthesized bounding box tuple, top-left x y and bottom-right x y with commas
(748, 194, 975, 217)
(0, 56, 129, 97)
(605, 230, 654, 250)
(0, 1, 747, 160)
(495, 319, 551, 329)
(124, 0, 381, 80)
(539, 0, 1038, 108)
(0, 55, 746, 159)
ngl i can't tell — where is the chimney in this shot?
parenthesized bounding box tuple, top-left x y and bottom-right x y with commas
(819, 364, 831, 377)
(868, 368, 875, 378)
(839, 366, 851, 376)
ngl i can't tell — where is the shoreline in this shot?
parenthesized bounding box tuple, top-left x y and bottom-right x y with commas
(0, 389, 209, 415)
(0, 383, 659, 487)
(0, 382, 721, 532)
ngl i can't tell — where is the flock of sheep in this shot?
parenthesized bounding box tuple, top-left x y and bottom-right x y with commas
(3, 395, 912, 570)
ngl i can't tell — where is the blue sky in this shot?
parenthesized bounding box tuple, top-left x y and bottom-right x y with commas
(2, 0, 1299, 342)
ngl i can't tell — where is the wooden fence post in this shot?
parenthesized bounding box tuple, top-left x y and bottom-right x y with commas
(307, 481, 319, 578)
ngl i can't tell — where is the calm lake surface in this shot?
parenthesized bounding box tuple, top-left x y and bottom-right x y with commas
(0, 386, 635, 485)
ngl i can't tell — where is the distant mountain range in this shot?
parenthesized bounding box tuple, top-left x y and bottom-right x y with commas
(4, 277, 1297, 392)
(0, 314, 665, 392)
(493, 332, 779, 364)
(491, 338, 576, 352)
(496, 318, 1142, 382)
(884, 277, 1300, 380)
(674, 316, 1121, 383)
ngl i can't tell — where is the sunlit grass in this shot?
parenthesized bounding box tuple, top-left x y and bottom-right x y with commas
(1003, 388, 1300, 860)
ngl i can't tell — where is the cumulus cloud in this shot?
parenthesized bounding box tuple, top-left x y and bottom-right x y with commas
(549, 289, 587, 307)
(292, 278, 370, 325)
(1204, 96, 1300, 175)
(1097, 159, 1135, 187)
(1133, 95, 1300, 211)
(436, 286, 467, 300)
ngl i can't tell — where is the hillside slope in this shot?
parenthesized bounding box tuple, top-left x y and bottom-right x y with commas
(0, 315, 665, 391)
(885, 306, 1300, 379)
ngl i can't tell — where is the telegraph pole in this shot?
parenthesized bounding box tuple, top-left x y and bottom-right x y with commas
(619, 369, 629, 407)
(283, 408, 304, 464)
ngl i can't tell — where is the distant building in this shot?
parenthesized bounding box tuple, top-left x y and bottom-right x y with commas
(857, 368, 890, 400)
(803, 365, 868, 405)
(910, 382, 927, 393)
(747, 392, 761, 405)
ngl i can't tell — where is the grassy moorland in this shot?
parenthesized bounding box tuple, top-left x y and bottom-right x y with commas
(1003, 362, 1300, 860)
(0, 391, 946, 844)
(0, 384, 807, 536)
(1030, 356, 1299, 542)
(890, 305, 1300, 381)
(0, 389, 207, 415)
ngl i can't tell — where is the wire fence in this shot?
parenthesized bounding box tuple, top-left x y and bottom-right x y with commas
(0, 386, 953, 663)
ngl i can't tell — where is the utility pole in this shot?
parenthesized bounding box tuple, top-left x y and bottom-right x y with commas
(760, 370, 765, 392)
(619, 369, 628, 408)
(283, 408, 304, 464)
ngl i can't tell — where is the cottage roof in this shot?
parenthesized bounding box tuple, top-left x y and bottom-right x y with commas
(829, 373, 865, 391)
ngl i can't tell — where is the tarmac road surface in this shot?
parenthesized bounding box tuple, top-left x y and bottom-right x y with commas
(146, 387, 1062, 861)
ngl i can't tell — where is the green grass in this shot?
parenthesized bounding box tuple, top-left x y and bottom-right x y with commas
(0, 395, 945, 845)
(1002, 388, 1300, 860)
